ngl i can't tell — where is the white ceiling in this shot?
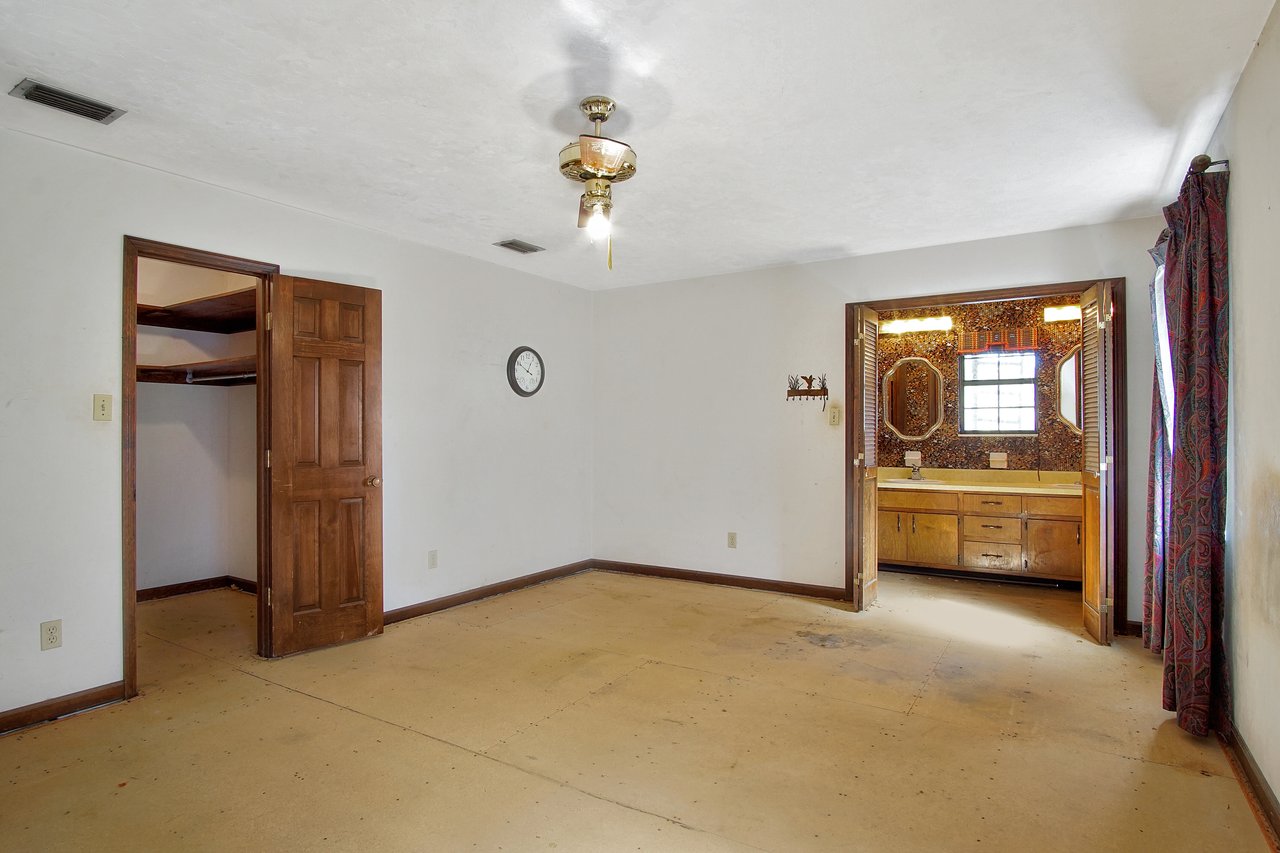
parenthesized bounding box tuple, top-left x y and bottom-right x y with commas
(0, 0, 1272, 289)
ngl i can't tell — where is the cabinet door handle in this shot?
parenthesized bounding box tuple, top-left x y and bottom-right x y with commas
(980, 524, 1002, 529)
(912, 516, 916, 534)
(981, 553, 1002, 558)
(981, 500, 1003, 506)
(1077, 524, 1081, 544)
(897, 513, 901, 533)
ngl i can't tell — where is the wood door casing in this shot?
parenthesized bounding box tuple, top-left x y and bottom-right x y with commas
(268, 275, 383, 657)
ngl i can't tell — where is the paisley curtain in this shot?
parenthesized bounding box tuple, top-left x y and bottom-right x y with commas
(1143, 169, 1231, 737)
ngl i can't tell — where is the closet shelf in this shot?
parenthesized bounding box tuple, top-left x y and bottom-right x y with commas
(137, 355, 257, 386)
(137, 287, 257, 334)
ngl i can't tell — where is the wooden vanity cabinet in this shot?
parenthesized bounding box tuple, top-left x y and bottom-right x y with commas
(908, 513, 959, 564)
(1025, 518, 1082, 578)
(878, 487, 1082, 581)
(878, 510, 959, 565)
(878, 510, 907, 562)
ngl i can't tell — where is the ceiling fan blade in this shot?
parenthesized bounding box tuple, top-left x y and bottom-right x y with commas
(579, 135, 632, 175)
(577, 195, 590, 228)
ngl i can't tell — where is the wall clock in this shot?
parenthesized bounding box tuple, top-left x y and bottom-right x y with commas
(507, 346, 544, 396)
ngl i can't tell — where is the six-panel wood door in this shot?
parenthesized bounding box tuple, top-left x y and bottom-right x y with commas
(852, 305, 880, 609)
(1080, 282, 1115, 644)
(267, 275, 384, 657)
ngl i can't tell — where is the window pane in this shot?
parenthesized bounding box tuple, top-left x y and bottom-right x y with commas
(998, 408, 1036, 431)
(999, 384, 1034, 408)
(967, 386, 999, 409)
(965, 354, 1000, 381)
(966, 409, 1000, 432)
(999, 353, 1036, 379)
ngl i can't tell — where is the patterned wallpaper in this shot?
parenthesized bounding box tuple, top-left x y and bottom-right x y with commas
(877, 296, 1083, 471)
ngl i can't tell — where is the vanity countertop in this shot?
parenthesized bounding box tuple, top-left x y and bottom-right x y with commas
(877, 480, 1082, 496)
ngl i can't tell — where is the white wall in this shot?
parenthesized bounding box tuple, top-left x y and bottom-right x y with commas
(1209, 0, 1280, 801)
(136, 384, 245, 588)
(593, 217, 1162, 611)
(0, 128, 593, 713)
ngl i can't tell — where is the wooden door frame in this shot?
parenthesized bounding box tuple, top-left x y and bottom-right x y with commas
(121, 237, 279, 698)
(844, 278, 1129, 631)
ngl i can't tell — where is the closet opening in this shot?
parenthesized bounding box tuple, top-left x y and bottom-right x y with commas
(122, 238, 279, 698)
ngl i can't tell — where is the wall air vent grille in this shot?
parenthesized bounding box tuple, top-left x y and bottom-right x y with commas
(493, 239, 545, 255)
(7, 78, 126, 124)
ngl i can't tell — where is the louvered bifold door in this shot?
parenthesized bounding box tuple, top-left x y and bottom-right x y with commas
(267, 275, 384, 657)
(1079, 283, 1114, 644)
(853, 305, 880, 610)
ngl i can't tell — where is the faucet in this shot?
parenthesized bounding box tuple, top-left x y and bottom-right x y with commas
(910, 464, 923, 480)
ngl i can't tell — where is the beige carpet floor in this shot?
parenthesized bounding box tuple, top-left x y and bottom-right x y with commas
(1, 570, 1267, 852)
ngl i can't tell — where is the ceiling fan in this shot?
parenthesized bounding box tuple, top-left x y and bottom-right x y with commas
(558, 96, 636, 269)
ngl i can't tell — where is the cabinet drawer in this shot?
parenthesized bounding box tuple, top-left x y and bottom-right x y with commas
(879, 489, 959, 512)
(962, 541, 1022, 572)
(963, 515, 1021, 543)
(961, 493, 1023, 516)
(1024, 495, 1083, 518)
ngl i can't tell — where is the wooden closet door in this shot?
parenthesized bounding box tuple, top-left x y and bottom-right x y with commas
(267, 275, 383, 657)
(1079, 282, 1114, 645)
(852, 305, 880, 609)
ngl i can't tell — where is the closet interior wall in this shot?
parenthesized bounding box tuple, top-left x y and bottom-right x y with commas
(135, 258, 258, 591)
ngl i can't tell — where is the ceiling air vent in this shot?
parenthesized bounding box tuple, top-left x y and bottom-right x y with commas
(8, 78, 126, 124)
(493, 239, 545, 255)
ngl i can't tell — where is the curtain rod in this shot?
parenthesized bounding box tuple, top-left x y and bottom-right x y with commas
(1188, 154, 1230, 175)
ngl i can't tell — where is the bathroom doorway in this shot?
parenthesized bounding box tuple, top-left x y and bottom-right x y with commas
(844, 278, 1127, 644)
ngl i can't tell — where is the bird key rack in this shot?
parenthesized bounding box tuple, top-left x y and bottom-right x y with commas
(787, 373, 829, 410)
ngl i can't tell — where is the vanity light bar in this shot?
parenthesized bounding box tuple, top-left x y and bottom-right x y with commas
(1044, 305, 1082, 322)
(880, 316, 953, 335)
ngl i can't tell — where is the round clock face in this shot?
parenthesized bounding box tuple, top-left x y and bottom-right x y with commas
(507, 346, 544, 396)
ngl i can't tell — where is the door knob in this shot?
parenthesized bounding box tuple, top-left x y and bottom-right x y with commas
(365, 475, 383, 488)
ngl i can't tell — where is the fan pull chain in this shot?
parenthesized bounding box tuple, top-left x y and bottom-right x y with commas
(607, 233, 613, 270)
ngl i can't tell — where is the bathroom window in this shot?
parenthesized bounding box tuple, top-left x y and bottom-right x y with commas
(958, 352, 1038, 434)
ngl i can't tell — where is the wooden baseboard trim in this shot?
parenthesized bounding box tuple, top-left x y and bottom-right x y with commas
(1123, 620, 1143, 637)
(383, 560, 593, 625)
(1221, 728, 1280, 848)
(138, 575, 257, 602)
(592, 560, 846, 600)
(1, 681, 126, 735)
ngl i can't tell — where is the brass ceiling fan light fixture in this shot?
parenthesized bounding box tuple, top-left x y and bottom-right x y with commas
(559, 96, 636, 269)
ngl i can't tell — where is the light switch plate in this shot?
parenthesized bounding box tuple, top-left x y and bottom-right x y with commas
(827, 403, 842, 426)
(93, 394, 112, 421)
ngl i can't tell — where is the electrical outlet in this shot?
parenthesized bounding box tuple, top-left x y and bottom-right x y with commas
(40, 619, 62, 651)
(427, 549, 439, 571)
(727, 532, 737, 549)
(92, 394, 112, 422)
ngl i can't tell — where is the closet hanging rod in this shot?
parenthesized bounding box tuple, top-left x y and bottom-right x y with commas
(186, 371, 256, 384)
